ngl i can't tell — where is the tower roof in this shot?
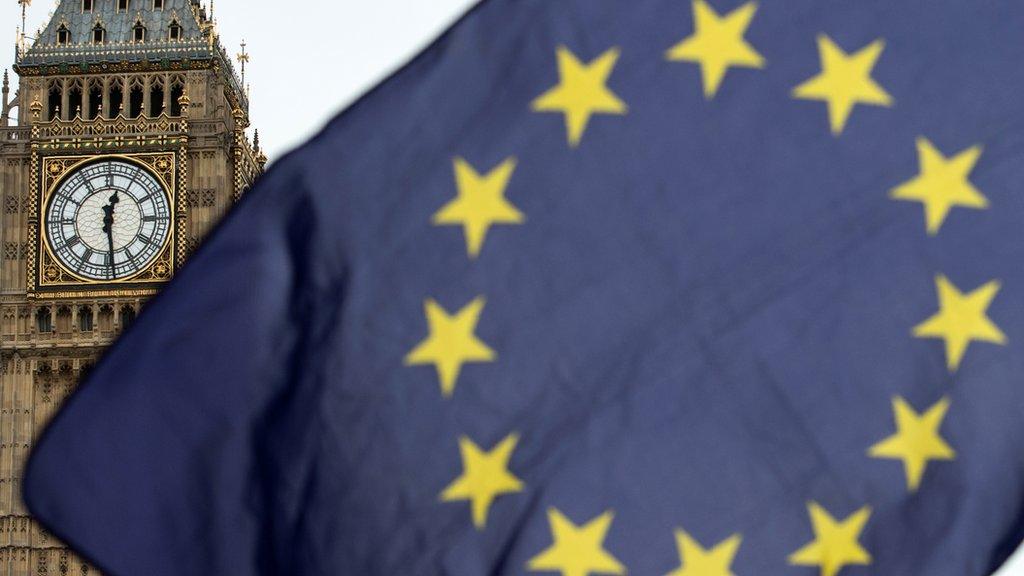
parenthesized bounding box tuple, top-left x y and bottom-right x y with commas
(15, 0, 247, 109)
(20, 0, 209, 63)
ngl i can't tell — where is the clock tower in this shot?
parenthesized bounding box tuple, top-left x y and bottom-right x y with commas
(0, 1, 264, 573)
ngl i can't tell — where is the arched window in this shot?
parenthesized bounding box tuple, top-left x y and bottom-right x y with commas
(118, 0, 130, 11)
(87, 81, 102, 119)
(150, 80, 165, 117)
(108, 81, 124, 118)
(153, 0, 164, 8)
(133, 22, 147, 42)
(2, 312, 14, 339)
(56, 25, 71, 45)
(47, 83, 61, 121)
(92, 24, 106, 44)
(68, 82, 83, 119)
(120, 305, 136, 329)
(98, 305, 114, 332)
(36, 309, 52, 334)
(83, 0, 93, 11)
(169, 81, 185, 116)
(56, 307, 72, 333)
(78, 306, 94, 332)
(168, 20, 182, 41)
(129, 84, 144, 118)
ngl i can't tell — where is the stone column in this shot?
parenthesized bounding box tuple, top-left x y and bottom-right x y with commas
(60, 79, 69, 121)
(102, 77, 110, 119)
(163, 74, 172, 115)
(81, 82, 91, 120)
(142, 76, 152, 118)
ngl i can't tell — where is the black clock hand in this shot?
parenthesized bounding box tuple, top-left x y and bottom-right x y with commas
(101, 191, 120, 277)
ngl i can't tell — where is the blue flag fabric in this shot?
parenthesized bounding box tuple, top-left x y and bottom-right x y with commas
(24, 1, 1024, 574)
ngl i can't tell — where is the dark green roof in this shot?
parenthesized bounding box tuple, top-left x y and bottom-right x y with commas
(22, 0, 210, 64)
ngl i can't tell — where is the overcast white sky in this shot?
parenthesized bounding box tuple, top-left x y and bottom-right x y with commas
(3, 2, 1024, 574)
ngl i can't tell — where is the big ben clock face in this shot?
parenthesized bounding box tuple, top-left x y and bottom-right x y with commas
(44, 159, 172, 281)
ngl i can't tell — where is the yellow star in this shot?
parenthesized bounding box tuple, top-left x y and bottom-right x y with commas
(890, 138, 988, 235)
(441, 433, 524, 529)
(527, 509, 626, 576)
(532, 46, 628, 147)
(913, 276, 1006, 372)
(789, 502, 872, 576)
(666, 0, 765, 99)
(667, 529, 741, 576)
(404, 297, 496, 397)
(433, 157, 524, 259)
(792, 35, 893, 134)
(869, 397, 955, 492)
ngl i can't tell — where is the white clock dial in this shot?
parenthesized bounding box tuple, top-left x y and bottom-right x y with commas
(45, 159, 172, 281)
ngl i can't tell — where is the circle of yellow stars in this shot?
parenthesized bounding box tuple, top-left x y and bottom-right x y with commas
(397, 1, 1010, 574)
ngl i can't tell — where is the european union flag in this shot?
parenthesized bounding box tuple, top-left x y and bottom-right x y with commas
(23, 1, 1024, 574)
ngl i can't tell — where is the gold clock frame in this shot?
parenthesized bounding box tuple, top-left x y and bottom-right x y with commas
(28, 151, 184, 299)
